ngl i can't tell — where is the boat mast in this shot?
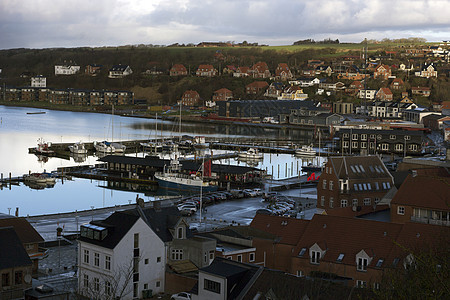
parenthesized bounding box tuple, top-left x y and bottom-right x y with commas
(179, 102, 182, 142)
(111, 104, 114, 143)
(199, 154, 204, 224)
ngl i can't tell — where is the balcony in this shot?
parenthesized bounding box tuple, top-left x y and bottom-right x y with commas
(411, 216, 450, 227)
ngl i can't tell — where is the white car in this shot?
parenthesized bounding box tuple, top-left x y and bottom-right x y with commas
(171, 292, 191, 300)
(178, 204, 197, 212)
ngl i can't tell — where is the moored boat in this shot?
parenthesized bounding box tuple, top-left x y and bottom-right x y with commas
(238, 148, 263, 160)
(94, 141, 115, 154)
(295, 144, 316, 157)
(68, 142, 88, 154)
(35, 138, 55, 156)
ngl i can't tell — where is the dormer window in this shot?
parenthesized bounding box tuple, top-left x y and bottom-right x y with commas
(310, 244, 324, 265)
(311, 251, 321, 264)
(356, 250, 372, 272)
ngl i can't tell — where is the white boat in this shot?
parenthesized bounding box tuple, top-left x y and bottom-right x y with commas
(295, 144, 316, 157)
(154, 147, 218, 192)
(111, 142, 126, 153)
(68, 142, 88, 154)
(23, 173, 47, 184)
(94, 141, 115, 154)
(238, 148, 263, 160)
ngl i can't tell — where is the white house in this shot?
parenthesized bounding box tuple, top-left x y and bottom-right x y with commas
(31, 75, 46, 88)
(359, 89, 377, 100)
(109, 65, 133, 78)
(77, 205, 188, 300)
(55, 64, 80, 75)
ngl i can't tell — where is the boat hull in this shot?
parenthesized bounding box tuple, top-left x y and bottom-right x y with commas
(155, 175, 218, 192)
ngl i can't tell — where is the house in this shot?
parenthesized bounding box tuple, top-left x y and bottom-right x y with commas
(212, 88, 233, 102)
(245, 81, 268, 95)
(181, 90, 201, 107)
(264, 82, 285, 98)
(422, 114, 450, 130)
(108, 65, 133, 78)
(233, 66, 250, 78)
(317, 156, 394, 214)
(390, 78, 405, 91)
(85, 64, 102, 76)
(402, 107, 435, 124)
(277, 86, 308, 100)
(0, 226, 33, 299)
(290, 77, 320, 87)
(411, 86, 431, 97)
(337, 128, 426, 155)
(77, 204, 191, 300)
(249, 62, 271, 78)
(367, 101, 418, 119)
(54, 64, 80, 75)
(196, 65, 217, 77)
(217, 100, 308, 119)
(315, 65, 333, 76)
(337, 65, 368, 80)
(170, 64, 188, 76)
(319, 81, 345, 90)
(333, 102, 354, 114)
(30, 75, 46, 88)
(390, 168, 450, 226)
(359, 89, 377, 100)
(376, 88, 394, 101)
(0, 215, 46, 274)
(373, 64, 391, 80)
(415, 63, 437, 78)
(274, 63, 293, 80)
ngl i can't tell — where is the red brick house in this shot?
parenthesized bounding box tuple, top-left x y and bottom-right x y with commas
(181, 90, 201, 106)
(233, 66, 250, 77)
(212, 88, 233, 102)
(390, 168, 450, 226)
(317, 156, 394, 215)
(250, 62, 271, 78)
(390, 78, 405, 90)
(246, 81, 269, 95)
(196, 64, 217, 77)
(376, 87, 394, 101)
(275, 63, 293, 80)
(411, 86, 431, 97)
(170, 64, 188, 76)
(374, 64, 392, 80)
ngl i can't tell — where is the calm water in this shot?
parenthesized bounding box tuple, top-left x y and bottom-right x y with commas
(0, 105, 320, 216)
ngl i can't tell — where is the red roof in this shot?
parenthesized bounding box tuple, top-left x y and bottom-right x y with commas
(250, 213, 309, 245)
(214, 88, 232, 94)
(246, 81, 269, 89)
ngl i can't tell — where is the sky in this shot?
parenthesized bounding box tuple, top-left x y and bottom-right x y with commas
(0, 0, 449, 49)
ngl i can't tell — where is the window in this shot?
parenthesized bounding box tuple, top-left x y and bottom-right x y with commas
(395, 143, 403, 151)
(171, 249, 183, 260)
(409, 144, 418, 151)
(341, 199, 348, 208)
(2, 273, 10, 287)
(352, 134, 358, 140)
(157, 256, 161, 263)
(364, 198, 371, 206)
(376, 259, 384, 268)
(83, 249, 89, 264)
(352, 141, 358, 148)
(83, 274, 89, 288)
(398, 206, 405, 215)
(361, 142, 367, 148)
(134, 233, 139, 248)
(343, 141, 349, 148)
(375, 182, 380, 190)
(390, 134, 396, 140)
(94, 277, 100, 291)
(322, 180, 327, 189)
(204, 279, 221, 294)
(105, 255, 111, 270)
(299, 248, 307, 257)
(320, 196, 325, 207)
(237, 255, 242, 262)
(311, 251, 321, 264)
(177, 227, 184, 239)
(373, 282, 380, 290)
(14, 271, 22, 285)
(209, 250, 215, 261)
(94, 252, 100, 267)
(329, 181, 333, 190)
(357, 257, 368, 271)
(352, 199, 358, 206)
(361, 134, 367, 140)
(357, 280, 367, 288)
(329, 197, 334, 208)
(354, 184, 358, 191)
(296, 270, 304, 277)
(133, 283, 138, 298)
(105, 281, 112, 295)
(249, 253, 255, 262)
(337, 253, 345, 262)
(381, 143, 389, 150)
(343, 133, 349, 138)
(144, 283, 148, 290)
(156, 281, 161, 287)
(404, 135, 411, 140)
(145, 258, 149, 265)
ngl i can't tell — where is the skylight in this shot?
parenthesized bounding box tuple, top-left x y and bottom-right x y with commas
(360, 165, 365, 172)
(299, 248, 306, 257)
(350, 165, 356, 173)
(337, 253, 345, 262)
(355, 165, 361, 173)
(376, 259, 384, 268)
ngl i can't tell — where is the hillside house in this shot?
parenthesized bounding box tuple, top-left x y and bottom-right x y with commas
(359, 89, 377, 100)
(170, 64, 188, 76)
(196, 65, 217, 77)
(30, 75, 46, 88)
(274, 63, 293, 80)
(85, 64, 102, 76)
(277, 86, 308, 100)
(250, 62, 271, 78)
(212, 88, 233, 102)
(376, 88, 394, 101)
(373, 64, 391, 80)
(264, 82, 285, 98)
(181, 90, 201, 107)
(55, 64, 80, 75)
(233, 66, 250, 78)
(415, 63, 437, 78)
(108, 65, 133, 78)
(411, 86, 431, 97)
(390, 78, 405, 91)
(245, 81, 269, 95)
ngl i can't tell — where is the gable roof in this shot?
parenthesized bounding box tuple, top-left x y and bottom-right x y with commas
(246, 81, 269, 89)
(390, 168, 450, 211)
(110, 65, 130, 71)
(250, 213, 309, 245)
(170, 64, 187, 72)
(0, 216, 44, 244)
(0, 227, 33, 269)
(214, 88, 232, 94)
(328, 155, 392, 180)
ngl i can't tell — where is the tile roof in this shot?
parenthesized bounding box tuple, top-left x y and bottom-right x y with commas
(294, 214, 404, 268)
(390, 168, 450, 210)
(250, 213, 309, 245)
(0, 227, 32, 269)
(0, 216, 44, 244)
(246, 81, 269, 88)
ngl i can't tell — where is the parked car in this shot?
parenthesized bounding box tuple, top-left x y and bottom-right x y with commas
(178, 204, 197, 212)
(252, 188, 263, 196)
(243, 189, 256, 197)
(263, 191, 278, 201)
(256, 208, 273, 215)
(171, 292, 191, 300)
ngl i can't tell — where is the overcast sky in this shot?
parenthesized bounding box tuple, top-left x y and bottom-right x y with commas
(0, 0, 449, 49)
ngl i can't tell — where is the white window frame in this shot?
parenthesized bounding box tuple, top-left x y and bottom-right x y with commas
(397, 206, 405, 215)
(249, 252, 255, 262)
(357, 257, 368, 271)
(311, 251, 321, 264)
(341, 199, 348, 208)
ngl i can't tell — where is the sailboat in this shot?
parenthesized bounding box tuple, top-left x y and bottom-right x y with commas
(141, 113, 163, 154)
(154, 145, 218, 192)
(94, 105, 125, 154)
(301, 129, 325, 173)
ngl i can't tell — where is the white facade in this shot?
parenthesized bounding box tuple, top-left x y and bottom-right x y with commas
(359, 89, 376, 100)
(193, 272, 227, 300)
(55, 65, 80, 75)
(78, 218, 166, 300)
(31, 76, 46, 87)
(109, 66, 133, 78)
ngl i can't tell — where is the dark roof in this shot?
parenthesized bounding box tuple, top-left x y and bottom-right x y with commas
(98, 156, 258, 175)
(0, 216, 44, 244)
(110, 65, 130, 71)
(0, 227, 32, 269)
(79, 206, 183, 248)
(328, 155, 392, 180)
